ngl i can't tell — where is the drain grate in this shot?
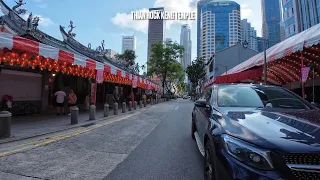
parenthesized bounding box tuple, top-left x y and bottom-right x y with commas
(81, 123, 95, 127)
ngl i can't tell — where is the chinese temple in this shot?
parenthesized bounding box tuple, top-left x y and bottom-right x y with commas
(0, 0, 160, 114)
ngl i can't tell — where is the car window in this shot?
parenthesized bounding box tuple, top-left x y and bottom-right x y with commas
(217, 86, 310, 109)
(218, 86, 264, 107)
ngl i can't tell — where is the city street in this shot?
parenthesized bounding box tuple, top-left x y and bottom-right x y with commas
(0, 99, 204, 180)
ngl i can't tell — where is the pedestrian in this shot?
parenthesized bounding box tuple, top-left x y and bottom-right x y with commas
(67, 89, 77, 115)
(54, 89, 66, 115)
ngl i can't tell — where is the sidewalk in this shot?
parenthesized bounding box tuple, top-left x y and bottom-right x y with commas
(0, 106, 139, 144)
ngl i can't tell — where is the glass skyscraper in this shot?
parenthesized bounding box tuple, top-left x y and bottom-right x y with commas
(282, 0, 320, 39)
(261, 0, 281, 47)
(200, 1, 241, 79)
(197, 0, 212, 57)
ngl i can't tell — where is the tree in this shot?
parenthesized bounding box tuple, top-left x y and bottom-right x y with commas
(186, 57, 206, 97)
(147, 42, 184, 95)
(176, 81, 186, 95)
(115, 50, 136, 68)
(134, 63, 140, 74)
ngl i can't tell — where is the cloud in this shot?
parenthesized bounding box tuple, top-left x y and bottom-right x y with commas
(22, 14, 55, 27)
(111, 8, 149, 33)
(111, 0, 196, 33)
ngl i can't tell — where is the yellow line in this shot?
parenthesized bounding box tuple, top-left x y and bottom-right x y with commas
(0, 112, 139, 158)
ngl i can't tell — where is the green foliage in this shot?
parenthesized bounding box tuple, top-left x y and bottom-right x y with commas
(176, 82, 186, 94)
(115, 50, 137, 67)
(186, 57, 206, 95)
(147, 42, 184, 94)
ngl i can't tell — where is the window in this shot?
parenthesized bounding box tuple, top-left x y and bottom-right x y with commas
(217, 86, 312, 109)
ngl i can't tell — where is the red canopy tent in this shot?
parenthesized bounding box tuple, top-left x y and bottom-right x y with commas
(204, 23, 320, 89)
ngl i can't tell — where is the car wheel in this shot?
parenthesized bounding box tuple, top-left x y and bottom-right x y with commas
(191, 119, 196, 139)
(204, 142, 216, 180)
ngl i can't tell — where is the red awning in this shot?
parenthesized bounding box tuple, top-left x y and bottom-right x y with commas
(214, 67, 263, 84)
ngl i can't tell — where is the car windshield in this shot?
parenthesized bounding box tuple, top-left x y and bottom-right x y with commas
(217, 86, 310, 109)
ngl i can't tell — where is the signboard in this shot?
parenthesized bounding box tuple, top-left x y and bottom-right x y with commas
(91, 83, 97, 105)
(301, 67, 310, 82)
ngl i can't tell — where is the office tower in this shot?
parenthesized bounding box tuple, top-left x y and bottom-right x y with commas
(122, 35, 136, 53)
(281, 0, 320, 39)
(180, 24, 192, 70)
(200, 1, 241, 63)
(147, 7, 165, 72)
(261, 0, 281, 47)
(197, 0, 212, 57)
(241, 19, 258, 51)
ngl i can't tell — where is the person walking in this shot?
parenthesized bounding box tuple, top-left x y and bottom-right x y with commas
(54, 89, 66, 115)
(67, 89, 77, 115)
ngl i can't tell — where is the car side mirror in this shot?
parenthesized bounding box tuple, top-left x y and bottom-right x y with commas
(195, 100, 207, 107)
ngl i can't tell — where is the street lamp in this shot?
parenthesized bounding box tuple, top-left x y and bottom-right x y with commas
(247, 36, 268, 85)
(215, 64, 228, 74)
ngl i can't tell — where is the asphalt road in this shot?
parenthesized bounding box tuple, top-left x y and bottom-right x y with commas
(0, 99, 204, 180)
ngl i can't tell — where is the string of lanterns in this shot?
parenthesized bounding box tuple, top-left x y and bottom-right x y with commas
(0, 49, 156, 89)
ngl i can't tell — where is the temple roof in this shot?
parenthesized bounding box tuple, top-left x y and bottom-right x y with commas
(0, 0, 137, 74)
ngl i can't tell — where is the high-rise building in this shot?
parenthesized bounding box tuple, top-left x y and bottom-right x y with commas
(121, 35, 136, 53)
(105, 49, 119, 59)
(197, 0, 211, 57)
(180, 24, 192, 70)
(241, 19, 258, 51)
(281, 0, 320, 39)
(261, 0, 281, 47)
(200, 1, 241, 79)
(256, 37, 265, 52)
(147, 7, 165, 72)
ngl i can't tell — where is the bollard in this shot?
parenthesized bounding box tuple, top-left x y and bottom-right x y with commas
(143, 99, 147, 107)
(114, 102, 118, 115)
(151, 98, 154, 105)
(104, 103, 109, 117)
(0, 111, 11, 138)
(134, 101, 137, 110)
(139, 100, 143, 108)
(89, 105, 96, 120)
(122, 102, 127, 113)
(71, 106, 79, 125)
(128, 101, 132, 111)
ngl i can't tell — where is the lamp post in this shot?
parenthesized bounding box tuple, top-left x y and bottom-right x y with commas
(245, 37, 268, 85)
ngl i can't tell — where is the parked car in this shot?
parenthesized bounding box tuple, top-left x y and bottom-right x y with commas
(183, 95, 189, 99)
(191, 84, 320, 180)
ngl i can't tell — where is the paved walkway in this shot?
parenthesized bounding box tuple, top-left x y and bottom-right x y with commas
(0, 106, 137, 144)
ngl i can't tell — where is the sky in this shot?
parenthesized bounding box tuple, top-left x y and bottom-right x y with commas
(1, 0, 262, 72)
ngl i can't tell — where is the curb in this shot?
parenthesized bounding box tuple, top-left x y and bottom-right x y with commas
(0, 104, 157, 145)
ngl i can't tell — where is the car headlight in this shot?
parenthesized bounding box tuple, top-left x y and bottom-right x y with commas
(222, 135, 274, 170)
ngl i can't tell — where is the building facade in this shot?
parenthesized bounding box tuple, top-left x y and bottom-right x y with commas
(200, 1, 241, 79)
(147, 7, 165, 72)
(261, 0, 281, 47)
(165, 38, 172, 46)
(180, 24, 192, 70)
(105, 49, 118, 59)
(241, 19, 258, 51)
(282, 0, 320, 39)
(213, 43, 259, 78)
(121, 35, 136, 53)
(197, 0, 212, 57)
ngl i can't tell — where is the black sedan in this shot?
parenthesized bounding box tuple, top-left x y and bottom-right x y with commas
(191, 84, 320, 180)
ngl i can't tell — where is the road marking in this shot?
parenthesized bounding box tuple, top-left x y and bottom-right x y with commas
(174, 106, 179, 110)
(0, 112, 139, 158)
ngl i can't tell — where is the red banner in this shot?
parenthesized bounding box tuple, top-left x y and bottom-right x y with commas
(96, 70, 104, 84)
(132, 79, 138, 88)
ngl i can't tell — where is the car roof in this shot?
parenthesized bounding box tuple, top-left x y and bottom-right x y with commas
(213, 84, 282, 89)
